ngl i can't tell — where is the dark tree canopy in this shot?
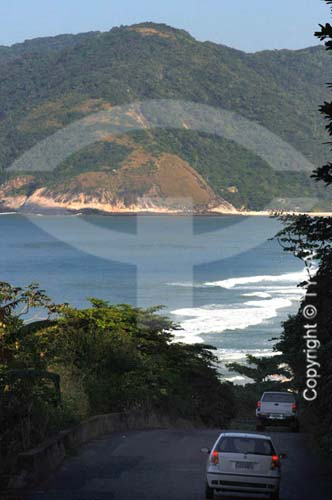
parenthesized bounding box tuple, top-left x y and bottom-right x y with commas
(312, 0, 332, 184)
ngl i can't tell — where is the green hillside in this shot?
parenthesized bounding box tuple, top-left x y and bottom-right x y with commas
(0, 22, 331, 211)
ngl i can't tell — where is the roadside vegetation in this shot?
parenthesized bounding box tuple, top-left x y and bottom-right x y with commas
(0, 284, 235, 471)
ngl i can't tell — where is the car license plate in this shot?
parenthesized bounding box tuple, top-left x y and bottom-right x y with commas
(235, 462, 254, 469)
(269, 413, 284, 419)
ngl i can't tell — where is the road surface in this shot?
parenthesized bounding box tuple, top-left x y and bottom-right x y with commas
(23, 428, 332, 500)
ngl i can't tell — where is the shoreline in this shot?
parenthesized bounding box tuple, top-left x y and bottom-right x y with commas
(1, 209, 332, 217)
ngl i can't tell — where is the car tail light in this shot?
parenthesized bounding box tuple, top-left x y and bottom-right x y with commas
(292, 403, 297, 412)
(271, 455, 280, 470)
(210, 450, 219, 465)
(257, 401, 261, 409)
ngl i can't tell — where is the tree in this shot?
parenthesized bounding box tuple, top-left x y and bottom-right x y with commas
(226, 354, 291, 385)
(0, 283, 65, 463)
(0, 281, 61, 370)
(42, 299, 235, 425)
(313, 0, 332, 184)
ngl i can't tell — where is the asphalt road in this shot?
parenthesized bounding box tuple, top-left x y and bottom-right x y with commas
(23, 428, 332, 500)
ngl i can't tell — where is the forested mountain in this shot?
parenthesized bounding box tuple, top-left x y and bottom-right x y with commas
(0, 22, 331, 213)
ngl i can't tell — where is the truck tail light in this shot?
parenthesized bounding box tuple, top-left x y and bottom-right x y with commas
(271, 455, 280, 470)
(257, 401, 261, 410)
(292, 403, 297, 412)
(210, 450, 219, 465)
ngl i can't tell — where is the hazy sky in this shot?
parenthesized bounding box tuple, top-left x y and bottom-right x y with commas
(0, 0, 331, 52)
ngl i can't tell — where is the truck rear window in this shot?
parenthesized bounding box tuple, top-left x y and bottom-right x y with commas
(262, 393, 295, 403)
(217, 437, 275, 456)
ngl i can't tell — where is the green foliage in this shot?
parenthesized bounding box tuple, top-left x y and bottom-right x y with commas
(0, 281, 60, 370)
(41, 301, 235, 425)
(0, 281, 55, 319)
(41, 141, 132, 186)
(134, 129, 332, 210)
(0, 283, 69, 467)
(0, 369, 78, 463)
(226, 354, 291, 385)
(275, 213, 332, 262)
(313, 3, 332, 186)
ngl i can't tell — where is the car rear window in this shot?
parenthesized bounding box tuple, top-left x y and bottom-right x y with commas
(216, 437, 274, 456)
(262, 393, 295, 403)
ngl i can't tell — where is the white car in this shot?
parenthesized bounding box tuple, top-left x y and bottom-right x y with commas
(256, 391, 299, 432)
(202, 432, 285, 499)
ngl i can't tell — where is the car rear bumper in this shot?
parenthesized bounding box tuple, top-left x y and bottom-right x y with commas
(207, 472, 280, 494)
(257, 414, 298, 426)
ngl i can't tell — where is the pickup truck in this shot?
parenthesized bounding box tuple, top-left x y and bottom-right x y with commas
(256, 391, 299, 432)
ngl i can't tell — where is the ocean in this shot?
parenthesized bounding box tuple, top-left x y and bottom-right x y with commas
(0, 214, 305, 382)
